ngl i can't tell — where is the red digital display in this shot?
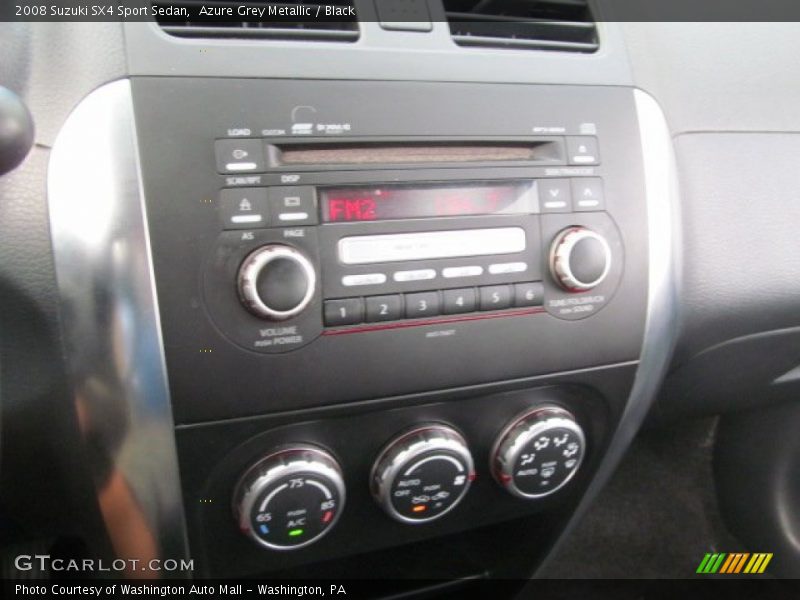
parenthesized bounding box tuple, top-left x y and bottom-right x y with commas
(320, 182, 536, 223)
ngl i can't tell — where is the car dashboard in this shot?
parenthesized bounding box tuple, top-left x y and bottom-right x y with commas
(2, 4, 800, 592)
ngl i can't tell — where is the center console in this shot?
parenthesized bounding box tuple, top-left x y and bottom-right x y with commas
(49, 70, 676, 582)
(122, 78, 659, 577)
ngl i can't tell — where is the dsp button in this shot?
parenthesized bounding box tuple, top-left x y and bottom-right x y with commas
(215, 139, 265, 173)
(479, 285, 512, 311)
(268, 186, 318, 226)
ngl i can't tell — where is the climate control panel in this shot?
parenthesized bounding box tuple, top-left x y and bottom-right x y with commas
(232, 405, 588, 552)
(371, 425, 475, 524)
(233, 446, 345, 550)
(491, 407, 586, 499)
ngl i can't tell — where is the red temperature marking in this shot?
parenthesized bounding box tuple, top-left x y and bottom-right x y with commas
(322, 510, 334, 523)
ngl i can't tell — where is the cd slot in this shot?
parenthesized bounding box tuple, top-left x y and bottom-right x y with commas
(267, 139, 564, 168)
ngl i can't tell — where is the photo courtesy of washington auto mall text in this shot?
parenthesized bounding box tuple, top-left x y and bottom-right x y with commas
(13, 583, 348, 598)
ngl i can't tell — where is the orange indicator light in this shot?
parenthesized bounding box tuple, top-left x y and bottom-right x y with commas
(412, 505, 427, 513)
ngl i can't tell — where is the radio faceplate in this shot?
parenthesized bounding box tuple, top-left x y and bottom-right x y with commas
(132, 78, 647, 423)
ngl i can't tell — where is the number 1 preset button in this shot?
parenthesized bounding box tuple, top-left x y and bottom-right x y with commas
(365, 295, 403, 322)
(324, 298, 364, 326)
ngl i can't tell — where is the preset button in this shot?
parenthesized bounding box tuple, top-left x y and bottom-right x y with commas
(442, 288, 476, 314)
(366, 295, 403, 322)
(405, 291, 440, 318)
(479, 285, 512, 311)
(514, 282, 544, 307)
(324, 298, 363, 326)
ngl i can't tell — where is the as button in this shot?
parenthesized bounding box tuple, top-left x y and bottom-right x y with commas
(219, 188, 269, 230)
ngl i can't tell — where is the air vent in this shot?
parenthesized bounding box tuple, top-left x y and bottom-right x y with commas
(443, 0, 598, 53)
(154, 1, 359, 42)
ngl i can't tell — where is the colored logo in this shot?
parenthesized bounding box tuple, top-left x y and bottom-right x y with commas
(696, 552, 773, 574)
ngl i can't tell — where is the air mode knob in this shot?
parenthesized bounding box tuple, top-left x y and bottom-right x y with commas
(237, 244, 316, 320)
(233, 445, 345, 551)
(492, 406, 586, 499)
(371, 425, 475, 524)
(549, 226, 611, 292)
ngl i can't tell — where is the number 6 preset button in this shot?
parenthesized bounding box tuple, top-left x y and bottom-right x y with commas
(365, 295, 403, 322)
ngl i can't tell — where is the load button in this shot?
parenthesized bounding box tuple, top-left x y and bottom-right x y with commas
(215, 139, 265, 173)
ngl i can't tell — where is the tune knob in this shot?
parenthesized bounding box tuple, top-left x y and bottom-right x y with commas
(492, 406, 585, 499)
(237, 244, 316, 320)
(371, 425, 475, 524)
(233, 445, 345, 551)
(549, 226, 611, 292)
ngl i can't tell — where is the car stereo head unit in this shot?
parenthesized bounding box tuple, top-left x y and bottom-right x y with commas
(203, 158, 623, 354)
(131, 78, 647, 421)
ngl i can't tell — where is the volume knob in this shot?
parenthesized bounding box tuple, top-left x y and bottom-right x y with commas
(237, 244, 316, 320)
(549, 226, 611, 292)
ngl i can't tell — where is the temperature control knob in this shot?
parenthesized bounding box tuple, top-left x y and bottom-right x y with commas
(371, 425, 475, 524)
(233, 445, 345, 551)
(549, 226, 611, 292)
(492, 406, 585, 499)
(237, 244, 316, 320)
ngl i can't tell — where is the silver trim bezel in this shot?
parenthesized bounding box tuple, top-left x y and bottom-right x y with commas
(47, 79, 190, 572)
(533, 89, 681, 576)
